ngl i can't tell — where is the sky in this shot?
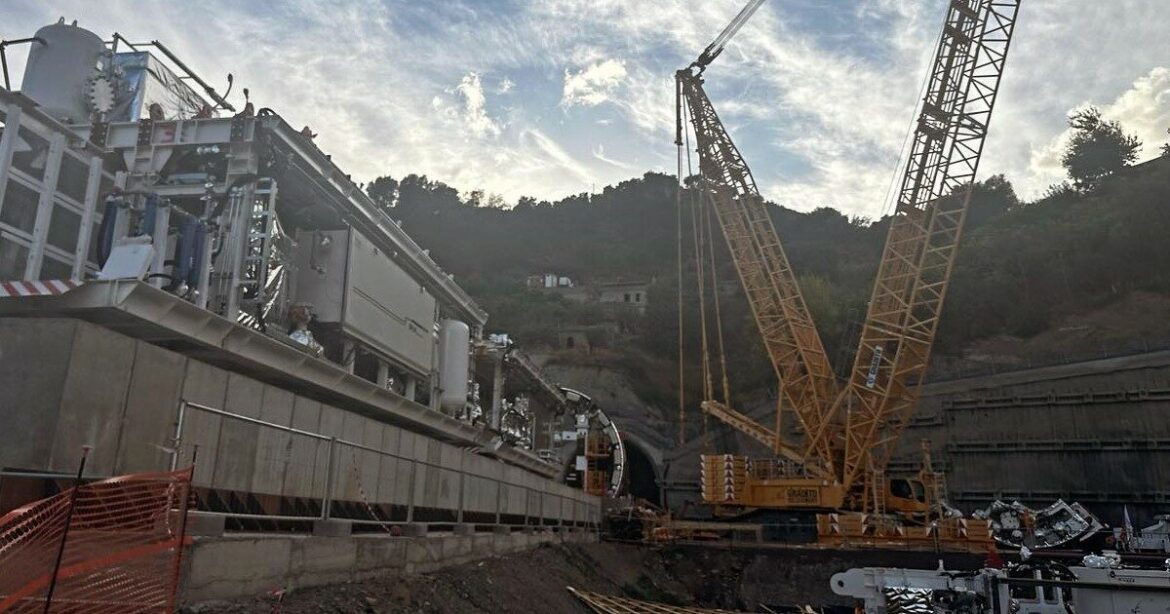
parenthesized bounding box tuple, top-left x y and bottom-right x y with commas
(4, 1, 1169, 218)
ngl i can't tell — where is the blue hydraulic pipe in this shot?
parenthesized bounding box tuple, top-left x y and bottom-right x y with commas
(174, 220, 208, 287)
(141, 194, 160, 237)
(97, 198, 119, 266)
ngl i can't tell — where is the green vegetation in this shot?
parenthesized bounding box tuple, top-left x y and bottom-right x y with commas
(1061, 107, 1143, 192)
(367, 113, 1170, 396)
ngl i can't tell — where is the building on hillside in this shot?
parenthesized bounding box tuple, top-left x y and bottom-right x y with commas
(558, 326, 592, 352)
(538, 277, 652, 313)
(595, 280, 649, 311)
(557, 323, 621, 352)
(527, 273, 574, 289)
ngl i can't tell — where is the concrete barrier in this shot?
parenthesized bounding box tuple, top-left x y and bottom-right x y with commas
(180, 529, 597, 604)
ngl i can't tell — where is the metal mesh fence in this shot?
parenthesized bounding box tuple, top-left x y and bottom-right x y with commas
(0, 468, 194, 613)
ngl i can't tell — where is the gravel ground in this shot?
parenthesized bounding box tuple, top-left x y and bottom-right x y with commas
(186, 541, 692, 614)
(185, 540, 981, 613)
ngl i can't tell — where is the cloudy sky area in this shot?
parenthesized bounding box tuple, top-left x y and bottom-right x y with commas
(5, 1, 1169, 217)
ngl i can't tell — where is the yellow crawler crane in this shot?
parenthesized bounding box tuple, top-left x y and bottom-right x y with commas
(677, 0, 1021, 545)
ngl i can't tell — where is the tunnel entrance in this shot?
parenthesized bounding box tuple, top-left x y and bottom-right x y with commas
(624, 442, 660, 505)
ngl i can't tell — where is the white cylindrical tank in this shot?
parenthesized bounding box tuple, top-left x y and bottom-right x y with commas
(437, 319, 470, 413)
(20, 20, 106, 123)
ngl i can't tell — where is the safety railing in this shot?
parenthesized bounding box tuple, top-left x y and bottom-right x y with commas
(171, 400, 597, 529)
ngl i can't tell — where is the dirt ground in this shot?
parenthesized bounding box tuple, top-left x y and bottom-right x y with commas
(188, 541, 695, 614)
(187, 540, 982, 613)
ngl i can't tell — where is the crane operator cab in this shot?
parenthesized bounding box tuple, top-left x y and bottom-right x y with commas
(886, 477, 930, 517)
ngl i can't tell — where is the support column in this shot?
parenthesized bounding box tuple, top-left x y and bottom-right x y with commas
(376, 359, 390, 389)
(72, 156, 105, 279)
(0, 104, 23, 211)
(490, 355, 504, 430)
(341, 339, 356, 375)
(148, 199, 171, 287)
(404, 376, 416, 401)
(24, 133, 65, 280)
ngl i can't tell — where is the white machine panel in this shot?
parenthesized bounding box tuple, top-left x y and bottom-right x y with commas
(294, 229, 436, 376)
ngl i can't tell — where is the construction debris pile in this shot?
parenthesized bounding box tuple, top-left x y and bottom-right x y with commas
(975, 499, 1103, 549)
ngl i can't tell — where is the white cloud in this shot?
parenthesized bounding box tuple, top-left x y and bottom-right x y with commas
(453, 72, 500, 138)
(592, 144, 636, 170)
(522, 128, 594, 184)
(562, 59, 628, 107)
(3, 0, 1168, 214)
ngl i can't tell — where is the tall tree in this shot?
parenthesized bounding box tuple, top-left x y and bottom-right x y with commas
(965, 174, 1020, 229)
(366, 176, 398, 213)
(1061, 107, 1141, 191)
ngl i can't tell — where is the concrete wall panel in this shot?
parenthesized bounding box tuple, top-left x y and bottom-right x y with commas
(212, 373, 264, 492)
(53, 322, 135, 475)
(251, 386, 294, 496)
(360, 421, 385, 501)
(117, 340, 186, 474)
(439, 443, 459, 470)
(375, 426, 401, 505)
(284, 397, 322, 498)
(436, 468, 458, 511)
(396, 458, 416, 509)
(179, 360, 228, 485)
(411, 461, 429, 509)
(0, 319, 74, 471)
(337, 412, 366, 501)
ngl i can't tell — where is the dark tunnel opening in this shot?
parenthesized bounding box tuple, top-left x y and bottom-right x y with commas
(624, 443, 660, 505)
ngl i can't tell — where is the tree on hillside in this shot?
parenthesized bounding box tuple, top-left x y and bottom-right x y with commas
(367, 176, 398, 213)
(1061, 107, 1141, 191)
(965, 174, 1020, 229)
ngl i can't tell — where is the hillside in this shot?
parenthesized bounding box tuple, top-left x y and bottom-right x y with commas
(365, 140, 1170, 404)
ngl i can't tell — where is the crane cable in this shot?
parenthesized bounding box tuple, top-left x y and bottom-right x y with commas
(676, 92, 687, 447)
(681, 95, 730, 444)
(678, 95, 712, 442)
(704, 189, 732, 408)
(686, 117, 714, 405)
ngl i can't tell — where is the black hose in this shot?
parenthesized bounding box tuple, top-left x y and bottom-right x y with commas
(210, 234, 225, 263)
(207, 173, 259, 220)
(145, 272, 177, 291)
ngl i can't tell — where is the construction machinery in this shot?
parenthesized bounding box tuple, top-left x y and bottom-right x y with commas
(676, 0, 1021, 539)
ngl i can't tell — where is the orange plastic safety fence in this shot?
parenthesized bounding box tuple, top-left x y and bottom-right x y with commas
(0, 468, 194, 613)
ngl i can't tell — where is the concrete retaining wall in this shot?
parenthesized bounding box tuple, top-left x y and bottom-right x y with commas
(181, 529, 597, 603)
(0, 318, 599, 527)
(657, 351, 1170, 524)
(891, 352, 1170, 523)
